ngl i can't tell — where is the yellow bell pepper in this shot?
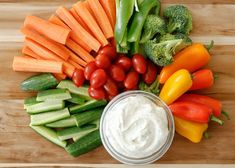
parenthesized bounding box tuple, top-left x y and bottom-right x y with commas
(174, 116, 208, 143)
(159, 69, 192, 105)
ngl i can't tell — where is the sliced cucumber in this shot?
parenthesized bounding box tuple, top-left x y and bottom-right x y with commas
(26, 100, 65, 114)
(65, 129, 101, 157)
(24, 96, 39, 109)
(66, 93, 86, 105)
(74, 108, 103, 127)
(69, 99, 107, 114)
(30, 125, 67, 148)
(57, 124, 96, 141)
(30, 108, 70, 125)
(57, 80, 91, 100)
(89, 119, 100, 127)
(37, 89, 71, 101)
(46, 116, 77, 128)
(21, 73, 58, 91)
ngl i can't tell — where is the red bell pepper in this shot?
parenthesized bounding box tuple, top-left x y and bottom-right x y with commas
(177, 94, 229, 119)
(169, 101, 224, 125)
(190, 69, 214, 90)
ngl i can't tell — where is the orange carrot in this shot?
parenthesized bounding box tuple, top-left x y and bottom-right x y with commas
(73, 2, 108, 46)
(53, 73, 67, 81)
(22, 46, 41, 59)
(25, 38, 75, 77)
(24, 15, 71, 44)
(82, 1, 97, 21)
(56, 6, 101, 52)
(12, 56, 63, 73)
(21, 27, 70, 60)
(70, 8, 92, 34)
(66, 39, 95, 63)
(68, 59, 84, 70)
(48, 15, 92, 52)
(99, 0, 116, 29)
(22, 55, 35, 59)
(87, 0, 113, 39)
(64, 47, 87, 67)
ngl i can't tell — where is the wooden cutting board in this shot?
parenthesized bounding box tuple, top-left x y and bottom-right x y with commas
(0, 0, 235, 166)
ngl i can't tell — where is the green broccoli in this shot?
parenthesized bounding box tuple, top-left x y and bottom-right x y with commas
(159, 33, 192, 53)
(140, 15, 167, 43)
(144, 38, 184, 66)
(163, 5, 192, 35)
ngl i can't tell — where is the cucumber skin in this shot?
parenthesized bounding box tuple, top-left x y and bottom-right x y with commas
(46, 116, 77, 128)
(65, 129, 102, 157)
(69, 100, 107, 114)
(24, 96, 39, 109)
(21, 73, 58, 91)
(57, 80, 91, 100)
(30, 125, 67, 148)
(74, 108, 103, 127)
(66, 93, 86, 105)
(37, 89, 71, 101)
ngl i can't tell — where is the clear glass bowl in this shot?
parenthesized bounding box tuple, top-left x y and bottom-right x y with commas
(100, 90, 175, 165)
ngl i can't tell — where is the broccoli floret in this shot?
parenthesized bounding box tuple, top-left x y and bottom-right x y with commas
(144, 38, 184, 66)
(160, 33, 192, 53)
(163, 5, 192, 35)
(140, 15, 167, 43)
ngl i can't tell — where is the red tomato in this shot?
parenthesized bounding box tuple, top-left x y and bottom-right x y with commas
(84, 61, 98, 80)
(104, 78, 119, 96)
(109, 65, 126, 82)
(132, 54, 147, 74)
(90, 69, 107, 88)
(106, 94, 115, 101)
(115, 56, 132, 72)
(95, 54, 111, 69)
(88, 87, 105, 100)
(125, 85, 139, 91)
(124, 71, 139, 89)
(116, 81, 125, 91)
(98, 45, 117, 60)
(72, 69, 85, 87)
(142, 61, 158, 84)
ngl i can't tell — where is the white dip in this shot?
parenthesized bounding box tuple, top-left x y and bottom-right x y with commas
(105, 95, 169, 158)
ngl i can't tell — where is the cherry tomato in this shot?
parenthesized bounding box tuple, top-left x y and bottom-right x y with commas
(124, 71, 139, 89)
(116, 81, 125, 91)
(95, 54, 111, 69)
(115, 56, 132, 72)
(132, 54, 147, 74)
(88, 87, 105, 100)
(110, 38, 116, 47)
(125, 85, 138, 91)
(84, 61, 98, 80)
(90, 69, 107, 88)
(104, 78, 119, 96)
(98, 45, 117, 60)
(109, 65, 125, 82)
(142, 61, 158, 84)
(106, 94, 115, 101)
(72, 69, 85, 87)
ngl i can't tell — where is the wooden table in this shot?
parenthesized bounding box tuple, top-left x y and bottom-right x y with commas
(0, 0, 235, 167)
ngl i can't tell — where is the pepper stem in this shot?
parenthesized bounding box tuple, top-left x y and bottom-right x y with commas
(213, 74, 219, 80)
(210, 115, 224, 125)
(204, 131, 209, 139)
(221, 110, 230, 120)
(205, 40, 214, 51)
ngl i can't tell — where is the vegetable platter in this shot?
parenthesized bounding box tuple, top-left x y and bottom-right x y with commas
(1, 0, 235, 165)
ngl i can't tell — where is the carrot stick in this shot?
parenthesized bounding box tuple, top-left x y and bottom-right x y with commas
(12, 56, 63, 73)
(22, 55, 35, 59)
(48, 15, 92, 52)
(66, 39, 95, 63)
(70, 8, 92, 34)
(82, 1, 97, 21)
(73, 2, 108, 46)
(87, 0, 113, 39)
(25, 38, 75, 77)
(21, 27, 70, 60)
(99, 0, 116, 29)
(24, 15, 71, 44)
(56, 6, 101, 52)
(53, 73, 67, 81)
(64, 47, 87, 67)
(68, 59, 84, 70)
(22, 46, 41, 59)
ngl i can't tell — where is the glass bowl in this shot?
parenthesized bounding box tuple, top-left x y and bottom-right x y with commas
(100, 90, 175, 165)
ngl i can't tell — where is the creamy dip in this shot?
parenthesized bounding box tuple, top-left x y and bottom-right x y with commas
(104, 95, 169, 158)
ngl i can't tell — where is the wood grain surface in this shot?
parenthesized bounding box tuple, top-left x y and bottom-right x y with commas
(0, 0, 235, 166)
